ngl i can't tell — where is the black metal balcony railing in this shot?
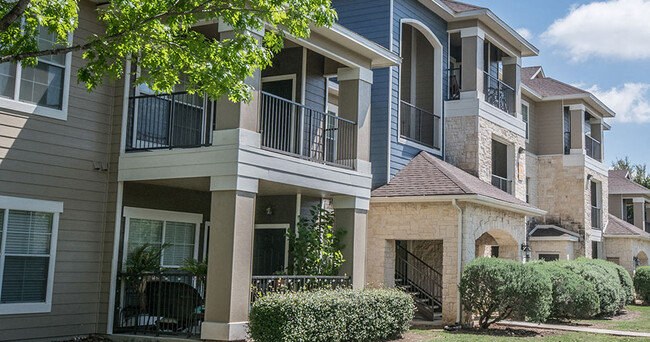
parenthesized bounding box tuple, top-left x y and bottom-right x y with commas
(592, 206, 602, 230)
(585, 135, 602, 161)
(260, 91, 357, 169)
(250, 275, 351, 303)
(447, 68, 462, 100)
(483, 71, 515, 116)
(126, 92, 212, 151)
(491, 174, 512, 194)
(400, 100, 442, 150)
(113, 271, 206, 338)
(646, 221, 650, 233)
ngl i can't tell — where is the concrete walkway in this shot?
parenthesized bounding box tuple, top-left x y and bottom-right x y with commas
(497, 321, 650, 338)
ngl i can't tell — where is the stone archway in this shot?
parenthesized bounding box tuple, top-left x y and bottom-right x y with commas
(637, 251, 649, 267)
(475, 229, 520, 261)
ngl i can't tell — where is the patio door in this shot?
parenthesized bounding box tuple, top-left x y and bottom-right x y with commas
(252, 224, 289, 276)
(260, 75, 297, 154)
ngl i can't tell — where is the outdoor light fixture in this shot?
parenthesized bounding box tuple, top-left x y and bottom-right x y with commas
(265, 205, 273, 216)
(634, 256, 640, 268)
(518, 147, 525, 155)
(521, 244, 532, 262)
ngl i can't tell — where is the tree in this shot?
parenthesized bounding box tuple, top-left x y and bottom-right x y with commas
(0, 0, 336, 101)
(612, 157, 650, 189)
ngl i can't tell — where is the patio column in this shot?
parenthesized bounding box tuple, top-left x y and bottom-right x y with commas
(333, 196, 369, 289)
(202, 176, 258, 341)
(634, 198, 646, 230)
(459, 27, 485, 99)
(569, 104, 585, 154)
(337, 67, 372, 171)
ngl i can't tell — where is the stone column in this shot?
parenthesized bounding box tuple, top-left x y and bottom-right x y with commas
(201, 177, 258, 342)
(634, 198, 646, 231)
(502, 56, 521, 117)
(337, 67, 373, 171)
(333, 196, 369, 289)
(569, 104, 585, 154)
(459, 27, 485, 99)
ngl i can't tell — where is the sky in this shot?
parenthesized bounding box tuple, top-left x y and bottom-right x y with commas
(465, 0, 650, 168)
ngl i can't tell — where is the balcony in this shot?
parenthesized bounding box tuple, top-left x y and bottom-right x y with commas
(260, 91, 357, 169)
(399, 100, 442, 150)
(491, 174, 512, 194)
(585, 135, 602, 162)
(646, 221, 650, 233)
(447, 68, 461, 100)
(483, 71, 515, 116)
(591, 206, 602, 230)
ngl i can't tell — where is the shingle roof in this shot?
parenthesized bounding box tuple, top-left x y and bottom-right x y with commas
(371, 152, 536, 209)
(530, 225, 580, 238)
(608, 169, 650, 195)
(522, 66, 543, 80)
(522, 75, 588, 97)
(605, 214, 650, 238)
(440, 0, 486, 13)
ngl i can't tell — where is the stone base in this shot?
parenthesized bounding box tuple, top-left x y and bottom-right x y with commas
(201, 321, 248, 341)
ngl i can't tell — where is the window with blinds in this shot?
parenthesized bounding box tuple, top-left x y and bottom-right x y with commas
(0, 209, 54, 304)
(126, 217, 197, 268)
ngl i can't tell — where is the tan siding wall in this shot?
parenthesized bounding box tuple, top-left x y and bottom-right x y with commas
(0, 1, 118, 340)
(536, 101, 564, 155)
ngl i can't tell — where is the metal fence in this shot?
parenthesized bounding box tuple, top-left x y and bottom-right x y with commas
(491, 174, 512, 194)
(585, 135, 602, 161)
(483, 71, 515, 116)
(126, 92, 212, 151)
(113, 271, 206, 338)
(260, 91, 357, 169)
(447, 68, 462, 100)
(592, 206, 602, 230)
(400, 100, 442, 149)
(250, 275, 351, 303)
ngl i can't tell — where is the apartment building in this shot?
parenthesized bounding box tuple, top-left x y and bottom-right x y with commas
(521, 66, 614, 261)
(605, 170, 650, 274)
(0, 0, 399, 340)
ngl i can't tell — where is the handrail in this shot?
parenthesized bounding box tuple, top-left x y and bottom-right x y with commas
(482, 71, 514, 91)
(399, 100, 442, 150)
(585, 134, 602, 161)
(396, 243, 442, 279)
(491, 174, 512, 194)
(482, 71, 515, 115)
(129, 91, 193, 99)
(260, 91, 356, 124)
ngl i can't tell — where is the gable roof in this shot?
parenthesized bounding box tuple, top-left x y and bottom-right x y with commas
(529, 225, 580, 241)
(372, 152, 542, 214)
(522, 75, 588, 97)
(521, 66, 544, 80)
(608, 169, 650, 196)
(605, 214, 650, 239)
(440, 0, 486, 13)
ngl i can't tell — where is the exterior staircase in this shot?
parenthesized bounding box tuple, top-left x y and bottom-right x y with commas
(395, 243, 443, 321)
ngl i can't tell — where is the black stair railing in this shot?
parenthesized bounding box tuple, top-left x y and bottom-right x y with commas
(395, 244, 443, 320)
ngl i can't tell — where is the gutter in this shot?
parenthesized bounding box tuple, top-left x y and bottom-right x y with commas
(452, 199, 463, 324)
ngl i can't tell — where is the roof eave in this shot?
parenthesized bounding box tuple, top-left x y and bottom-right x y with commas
(541, 93, 616, 118)
(324, 24, 401, 68)
(371, 194, 546, 216)
(604, 234, 650, 241)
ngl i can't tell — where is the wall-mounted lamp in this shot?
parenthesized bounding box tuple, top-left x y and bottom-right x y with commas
(634, 256, 640, 268)
(518, 147, 525, 155)
(521, 244, 532, 262)
(265, 205, 273, 216)
(586, 174, 594, 190)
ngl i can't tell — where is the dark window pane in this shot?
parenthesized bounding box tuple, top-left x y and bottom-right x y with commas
(1, 256, 49, 303)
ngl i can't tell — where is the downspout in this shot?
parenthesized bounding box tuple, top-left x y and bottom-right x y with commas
(452, 199, 463, 324)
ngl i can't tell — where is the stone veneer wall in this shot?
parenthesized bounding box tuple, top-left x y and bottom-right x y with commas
(526, 153, 539, 207)
(604, 237, 650, 275)
(529, 240, 574, 261)
(367, 201, 527, 323)
(445, 116, 479, 177)
(411, 240, 444, 272)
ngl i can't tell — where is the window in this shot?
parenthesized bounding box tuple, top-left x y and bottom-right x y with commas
(563, 106, 571, 155)
(521, 101, 530, 140)
(490, 246, 500, 258)
(0, 28, 72, 120)
(122, 207, 202, 268)
(0, 195, 63, 315)
(592, 241, 601, 259)
(539, 254, 559, 261)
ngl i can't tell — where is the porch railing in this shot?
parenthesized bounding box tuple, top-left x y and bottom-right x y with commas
(251, 275, 351, 303)
(400, 100, 442, 149)
(591, 206, 602, 230)
(491, 174, 512, 194)
(447, 68, 462, 100)
(585, 135, 602, 161)
(126, 92, 212, 151)
(646, 222, 650, 233)
(260, 91, 357, 169)
(483, 71, 515, 116)
(113, 271, 206, 338)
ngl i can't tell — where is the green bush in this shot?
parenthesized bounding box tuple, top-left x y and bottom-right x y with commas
(459, 258, 552, 328)
(634, 266, 650, 303)
(248, 288, 415, 342)
(561, 258, 624, 316)
(533, 261, 600, 319)
(613, 263, 635, 306)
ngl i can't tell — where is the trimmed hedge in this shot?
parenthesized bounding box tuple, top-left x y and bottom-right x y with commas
(634, 266, 650, 303)
(534, 262, 600, 319)
(248, 288, 415, 342)
(560, 258, 624, 316)
(459, 258, 551, 328)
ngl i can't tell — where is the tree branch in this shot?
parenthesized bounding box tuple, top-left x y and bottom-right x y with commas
(0, 0, 30, 32)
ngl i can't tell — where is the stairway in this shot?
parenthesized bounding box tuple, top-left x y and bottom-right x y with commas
(395, 243, 443, 321)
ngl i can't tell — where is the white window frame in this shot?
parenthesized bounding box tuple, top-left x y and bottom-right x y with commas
(0, 30, 73, 121)
(122, 207, 202, 269)
(0, 195, 63, 315)
(521, 100, 530, 142)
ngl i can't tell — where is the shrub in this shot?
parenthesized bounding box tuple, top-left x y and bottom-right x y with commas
(634, 266, 650, 303)
(459, 258, 552, 328)
(613, 263, 635, 306)
(248, 288, 415, 342)
(533, 261, 600, 319)
(561, 258, 623, 316)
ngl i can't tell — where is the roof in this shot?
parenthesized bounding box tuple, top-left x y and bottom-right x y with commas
(440, 0, 486, 13)
(608, 169, 650, 196)
(605, 214, 650, 238)
(521, 66, 544, 80)
(529, 225, 580, 241)
(522, 76, 588, 97)
(372, 152, 537, 210)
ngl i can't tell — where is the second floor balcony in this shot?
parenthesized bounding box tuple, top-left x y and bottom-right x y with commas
(491, 174, 512, 194)
(399, 100, 442, 150)
(591, 206, 602, 230)
(585, 134, 602, 162)
(483, 71, 515, 116)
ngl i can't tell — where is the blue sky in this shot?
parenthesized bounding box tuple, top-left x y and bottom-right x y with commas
(466, 0, 650, 167)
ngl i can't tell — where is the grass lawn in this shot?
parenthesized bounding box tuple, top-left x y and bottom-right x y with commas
(574, 305, 650, 333)
(404, 330, 647, 341)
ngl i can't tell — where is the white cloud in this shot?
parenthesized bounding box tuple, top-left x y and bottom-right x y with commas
(587, 83, 650, 123)
(516, 28, 533, 41)
(542, 0, 650, 61)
